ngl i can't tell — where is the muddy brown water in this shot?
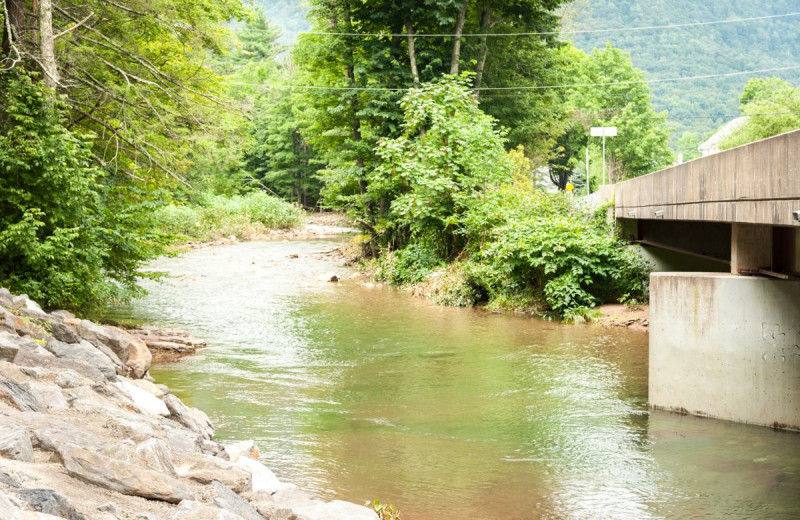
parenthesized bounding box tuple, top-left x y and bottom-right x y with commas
(110, 239, 800, 520)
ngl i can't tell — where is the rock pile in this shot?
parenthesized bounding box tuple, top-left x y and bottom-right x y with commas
(0, 289, 377, 520)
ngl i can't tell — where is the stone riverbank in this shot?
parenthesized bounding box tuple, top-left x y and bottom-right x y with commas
(0, 288, 377, 520)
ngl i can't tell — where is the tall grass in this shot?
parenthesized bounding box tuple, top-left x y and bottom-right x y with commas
(155, 192, 303, 242)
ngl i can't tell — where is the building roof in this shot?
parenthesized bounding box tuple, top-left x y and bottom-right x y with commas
(698, 116, 748, 156)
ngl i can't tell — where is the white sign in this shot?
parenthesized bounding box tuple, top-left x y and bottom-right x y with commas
(591, 127, 617, 137)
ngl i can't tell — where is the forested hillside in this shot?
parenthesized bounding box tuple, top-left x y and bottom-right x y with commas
(568, 0, 800, 144)
(255, 0, 800, 145)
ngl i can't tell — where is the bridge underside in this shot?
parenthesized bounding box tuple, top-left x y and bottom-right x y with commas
(611, 130, 800, 431)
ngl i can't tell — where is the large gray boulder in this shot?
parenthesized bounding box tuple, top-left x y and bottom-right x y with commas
(0, 380, 47, 412)
(77, 321, 151, 378)
(163, 394, 214, 440)
(261, 486, 379, 520)
(235, 457, 283, 494)
(0, 330, 22, 362)
(13, 352, 104, 382)
(3, 412, 103, 454)
(17, 489, 87, 520)
(45, 339, 116, 379)
(47, 321, 80, 344)
(0, 426, 34, 462)
(0, 287, 12, 308)
(211, 481, 265, 520)
(134, 439, 177, 477)
(58, 445, 195, 504)
(176, 454, 252, 494)
(112, 380, 169, 417)
(0, 330, 49, 362)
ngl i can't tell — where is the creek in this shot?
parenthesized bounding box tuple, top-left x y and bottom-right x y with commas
(110, 239, 800, 520)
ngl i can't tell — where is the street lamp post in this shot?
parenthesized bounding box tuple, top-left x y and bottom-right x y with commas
(590, 126, 617, 185)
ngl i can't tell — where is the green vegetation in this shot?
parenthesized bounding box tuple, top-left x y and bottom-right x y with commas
(16, 0, 785, 317)
(154, 193, 303, 242)
(569, 0, 800, 144)
(361, 80, 649, 318)
(0, 72, 167, 311)
(720, 78, 800, 150)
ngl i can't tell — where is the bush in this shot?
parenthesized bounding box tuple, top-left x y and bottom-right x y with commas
(464, 183, 650, 317)
(0, 72, 167, 312)
(154, 191, 303, 241)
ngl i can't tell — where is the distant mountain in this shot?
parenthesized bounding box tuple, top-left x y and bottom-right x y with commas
(250, 0, 310, 43)
(568, 0, 800, 142)
(249, 0, 800, 143)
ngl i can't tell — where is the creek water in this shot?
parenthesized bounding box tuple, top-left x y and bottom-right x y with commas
(110, 239, 800, 520)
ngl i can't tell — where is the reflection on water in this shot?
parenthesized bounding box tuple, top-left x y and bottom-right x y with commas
(111, 240, 800, 520)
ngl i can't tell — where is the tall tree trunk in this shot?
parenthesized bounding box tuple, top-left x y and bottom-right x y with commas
(405, 20, 419, 86)
(38, 0, 58, 88)
(342, 2, 366, 196)
(473, 8, 491, 94)
(2, 0, 25, 61)
(449, 1, 468, 75)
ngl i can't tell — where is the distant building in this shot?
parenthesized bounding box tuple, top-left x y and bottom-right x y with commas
(698, 117, 747, 157)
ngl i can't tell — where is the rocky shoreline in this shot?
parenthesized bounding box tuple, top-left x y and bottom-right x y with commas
(0, 288, 377, 520)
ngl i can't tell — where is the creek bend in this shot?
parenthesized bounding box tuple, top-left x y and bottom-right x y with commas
(111, 239, 800, 520)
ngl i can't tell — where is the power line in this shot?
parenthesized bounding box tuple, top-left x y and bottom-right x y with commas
(239, 11, 800, 38)
(582, 111, 800, 121)
(228, 64, 800, 92)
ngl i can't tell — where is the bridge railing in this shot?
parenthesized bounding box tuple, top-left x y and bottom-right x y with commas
(615, 128, 800, 226)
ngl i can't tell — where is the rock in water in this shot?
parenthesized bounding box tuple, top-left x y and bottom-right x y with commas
(17, 489, 88, 520)
(0, 426, 34, 462)
(58, 445, 195, 504)
(235, 457, 283, 494)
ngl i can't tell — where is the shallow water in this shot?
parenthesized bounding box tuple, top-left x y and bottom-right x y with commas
(110, 240, 800, 520)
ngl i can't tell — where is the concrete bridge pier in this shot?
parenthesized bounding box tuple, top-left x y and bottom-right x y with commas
(649, 272, 800, 430)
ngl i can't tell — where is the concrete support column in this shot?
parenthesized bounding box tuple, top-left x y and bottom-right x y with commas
(731, 223, 772, 274)
(649, 272, 800, 430)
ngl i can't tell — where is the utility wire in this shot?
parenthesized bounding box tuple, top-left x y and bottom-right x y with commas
(238, 11, 800, 38)
(581, 111, 800, 121)
(228, 64, 800, 92)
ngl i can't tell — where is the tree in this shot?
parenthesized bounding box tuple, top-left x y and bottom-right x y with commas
(677, 132, 701, 161)
(2, 0, 250, 182)
(543, 43, 673, 189)
(292, 0, 569, 223)
(368, 75, 513, 256)
(0, 71, 166, 311)
(721, 77, 800, 150)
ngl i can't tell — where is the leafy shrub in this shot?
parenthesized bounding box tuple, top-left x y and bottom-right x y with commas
(0, 72, 167, 312)
(464, 183, 650, 317)
(372, 242, 443, 286)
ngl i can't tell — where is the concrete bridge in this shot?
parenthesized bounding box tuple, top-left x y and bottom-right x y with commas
(612, 129, 800, 431)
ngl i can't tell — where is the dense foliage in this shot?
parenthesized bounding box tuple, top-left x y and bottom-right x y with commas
(364, 80, 649, 317)
(569, 0, 800, 144)
(0, 72, 166, 311)
(720, 78, 800, 150)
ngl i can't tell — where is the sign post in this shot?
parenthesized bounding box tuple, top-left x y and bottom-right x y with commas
(590, 127, 617, 185)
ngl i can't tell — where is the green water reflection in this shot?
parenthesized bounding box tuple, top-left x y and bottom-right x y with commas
(112, 240, 800, 520)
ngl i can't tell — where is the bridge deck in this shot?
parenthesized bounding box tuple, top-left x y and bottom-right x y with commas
(614, 129, 800, 227)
